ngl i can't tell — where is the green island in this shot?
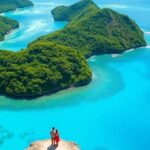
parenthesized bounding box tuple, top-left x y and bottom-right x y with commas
(0, 0, 33, 41)
(0, 42, 91, 98)
(0, 16, 19, 41)
(43, 0, 146, 57)
(0, 0, 33, 13)
(0, 0, 146, 98)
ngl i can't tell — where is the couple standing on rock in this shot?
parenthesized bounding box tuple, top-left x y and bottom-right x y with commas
(50, 127, 60, 146)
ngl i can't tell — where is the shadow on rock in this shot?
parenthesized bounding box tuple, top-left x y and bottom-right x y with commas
(47, 145, 58, 150)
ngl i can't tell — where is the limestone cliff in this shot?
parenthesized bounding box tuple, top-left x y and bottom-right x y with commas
(27, 139, 80, 150)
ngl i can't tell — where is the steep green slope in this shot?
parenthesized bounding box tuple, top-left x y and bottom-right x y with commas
(36, 0, 146, 57)
(0, 42, 91, 98)
(0, 16, 19, 41)
(0, 0, 33, 13)
(51, 0, 99, 21)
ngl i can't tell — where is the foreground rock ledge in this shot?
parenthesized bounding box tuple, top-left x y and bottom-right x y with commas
(27, 139, 80, 150)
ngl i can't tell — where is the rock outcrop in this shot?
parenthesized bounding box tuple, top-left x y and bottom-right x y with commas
(27, 139, 80, 150)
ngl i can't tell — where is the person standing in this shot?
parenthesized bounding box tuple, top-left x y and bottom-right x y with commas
(50, 127, 56, 145)
(55, 129, 60, 145)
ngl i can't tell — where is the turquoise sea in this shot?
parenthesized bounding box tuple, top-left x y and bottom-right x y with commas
(0, 0, 150, 150)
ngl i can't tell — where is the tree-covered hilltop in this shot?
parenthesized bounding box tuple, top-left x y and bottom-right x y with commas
(51, 0, 99, 21)
(0, 0, 146, 98)
(0, 42, 92, 98)
(0, 16, 19, 41)
(0, 0, 33, 13)
(35, 0, 146, 57)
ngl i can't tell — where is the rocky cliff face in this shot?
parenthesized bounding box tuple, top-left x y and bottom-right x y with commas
(27, 139, 80, 150)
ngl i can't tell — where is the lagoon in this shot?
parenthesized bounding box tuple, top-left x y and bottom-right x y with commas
(0, 0, 150, 150)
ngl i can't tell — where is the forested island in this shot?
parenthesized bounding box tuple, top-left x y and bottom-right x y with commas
(0, 0, 146, 98)
(48, 0, 146, 57)
(0, 16, 19, 41)
(0, 0, 33, 41)
(0, 42, 91, 97)
(0, 0, 33, 13)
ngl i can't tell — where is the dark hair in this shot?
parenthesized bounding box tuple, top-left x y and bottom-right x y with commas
(52, 127, 55, 130)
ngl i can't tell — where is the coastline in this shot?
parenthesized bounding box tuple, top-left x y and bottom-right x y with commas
(0, 0, 147, 100)
(0, 27, 19, 42)
(0, 78, 92, 100)
(86, 43, 147, 59)
(111, 46, 147, 57)
(0, 5, 33, 14)
(0, 0, 150, 150)
(0, 4, 34, 43)
(0, 0, 34, 14)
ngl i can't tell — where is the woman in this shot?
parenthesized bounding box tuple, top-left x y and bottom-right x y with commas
(55, 129, 60, 145)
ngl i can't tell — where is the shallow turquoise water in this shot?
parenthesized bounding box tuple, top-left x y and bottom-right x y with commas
(0, 0, 150, 150)
(0, 0, 66, 51)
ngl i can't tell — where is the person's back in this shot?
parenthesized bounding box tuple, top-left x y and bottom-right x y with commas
(50, 127, 55, 145)
(50, 130, 55, 138)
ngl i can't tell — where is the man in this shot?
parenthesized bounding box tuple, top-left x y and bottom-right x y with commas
(50, 127, 56, 145)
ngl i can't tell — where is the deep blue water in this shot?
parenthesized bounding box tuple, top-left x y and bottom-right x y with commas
(0, 0, 150, 150)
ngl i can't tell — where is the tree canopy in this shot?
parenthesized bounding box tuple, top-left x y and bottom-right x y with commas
(0, 16, 19, 41)
(0, 0, 146, 98)
(0, 42, 91, 98)
(0, 0, 33, 13)
(37, 0, 146, 57)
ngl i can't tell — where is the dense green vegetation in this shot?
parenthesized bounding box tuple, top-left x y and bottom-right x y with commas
(0, 0, 33, 13)
(0, 0, 33, 41)
(41, 0, 146, 57)
(0, 0, 146, 98)
(51, 0, 99, 21)
(0, 16, 19, 41)
(0, 42, 91, 97)
(0, 0, 93, 98)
